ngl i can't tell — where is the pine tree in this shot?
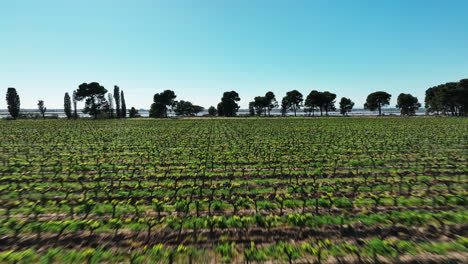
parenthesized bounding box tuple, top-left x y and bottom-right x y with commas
(37, 100, 47, 119)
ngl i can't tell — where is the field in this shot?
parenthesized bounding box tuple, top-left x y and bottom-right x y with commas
(0, 117, 467, 263)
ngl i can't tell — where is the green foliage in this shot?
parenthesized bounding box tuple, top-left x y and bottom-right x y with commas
(0, 117, 466, 263)
(364, 91, 391, 115)
(75, 82, 108, 118)
(397, 93, 421, 116)
(281, 90, 303, 116)
(64, 93, 72, 119)
(218, 91, 240, 117)
(425, 79, 468, 116)
(216, 242, 237, 262)
(339, 97, 354, 116)
(364, 239, 397, 258)
(6, 87, 20, 119)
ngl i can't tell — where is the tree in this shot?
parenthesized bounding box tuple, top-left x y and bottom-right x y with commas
(208, 106, 217, 116)
(129, 107, 139, 118)
(173, 101, 204, 116)
(265, 91, 277, 116)
(321, 91, 336, 116)
(37, 100, 47, 119)
(249, 102, 255, 116)
(121, 90, 127, 118)
(304, 90, 321, 116)
(458, 79, 468, 115)
(192, 105, 204, 116)
(282, 90, 303, 116)
(174, 100, 194, 116)
(149, 103, 164, 118)
(425, 80, 468, 116)
(72, 90, 78, 119)
(280, 97, 288, 116)
(396, 93, 421, 116)
(364, 91, 391, 116)
(150, 90, 176, 118)
(64, 93, 72, 119)
(114, 86, 121, 118)
(75, 82, 108, 118)
(425, 86, 442, 114)
(217, 91, 240, 117)
(252, 96, 269, 116)
(339, 97, 354, 116)
(107, 93, 114, 118)
(6, 88, 20, 119)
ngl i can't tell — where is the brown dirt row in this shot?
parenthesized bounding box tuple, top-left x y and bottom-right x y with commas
(1, 223, 466, 251)
(294, 252, 468, 264)
(1, 205, 462, 222)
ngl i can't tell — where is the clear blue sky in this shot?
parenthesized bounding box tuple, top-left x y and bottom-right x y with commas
(1, 0, 467, 109)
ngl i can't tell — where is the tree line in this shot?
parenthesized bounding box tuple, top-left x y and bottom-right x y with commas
(3, 78, 467, 119)
(425, 79, 468, 116)
(4, 83, 139, 120)
(150, 78, 466, 117)
(62, 83, 134, 119)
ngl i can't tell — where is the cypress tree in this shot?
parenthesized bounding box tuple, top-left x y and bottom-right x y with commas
(64, 92, 72, 119)
(114, 85, 121, 118)
(6, 88, 20, 119)
(72, 90, 78, 119)
(121, 90, 127, 118)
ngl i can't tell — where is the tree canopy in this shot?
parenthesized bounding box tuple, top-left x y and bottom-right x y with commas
(121, 90, 127, 118)
(281, 90, 303, 116)
(72, 90, 78, 118)
(304, 91, 336, 116)
(75, 82, 108, 118)
(64, 93, 72, 119)
(264, 91, 278, 116)
(150, 90, 176, 118)
(6, 88, 20, 120)
(321, 91, 337, 116)
(217, 91, 240, 117)
(37, 100, 47, 119)
(129, 107, 139, 118)
(114, 86, 121, 118)
(364, 91, 391, 116)
(8, 78, 468, 119)
(208, 106, 217, 116)
(425, 80, 468, 116)
(251, 92, 277, 117)
(304, 90, 321, 116)
(339, 97, 354, 116)
(396, 93, 421, 116)
(250, 96, 269, 116)
(173, 100, 204, 116)
(192, 105, 204, 116)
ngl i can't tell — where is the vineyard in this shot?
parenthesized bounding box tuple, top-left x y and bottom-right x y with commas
(0, 117, 467, 263)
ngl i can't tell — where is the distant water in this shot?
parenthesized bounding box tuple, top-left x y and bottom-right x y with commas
(0, 108, 428, 118)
